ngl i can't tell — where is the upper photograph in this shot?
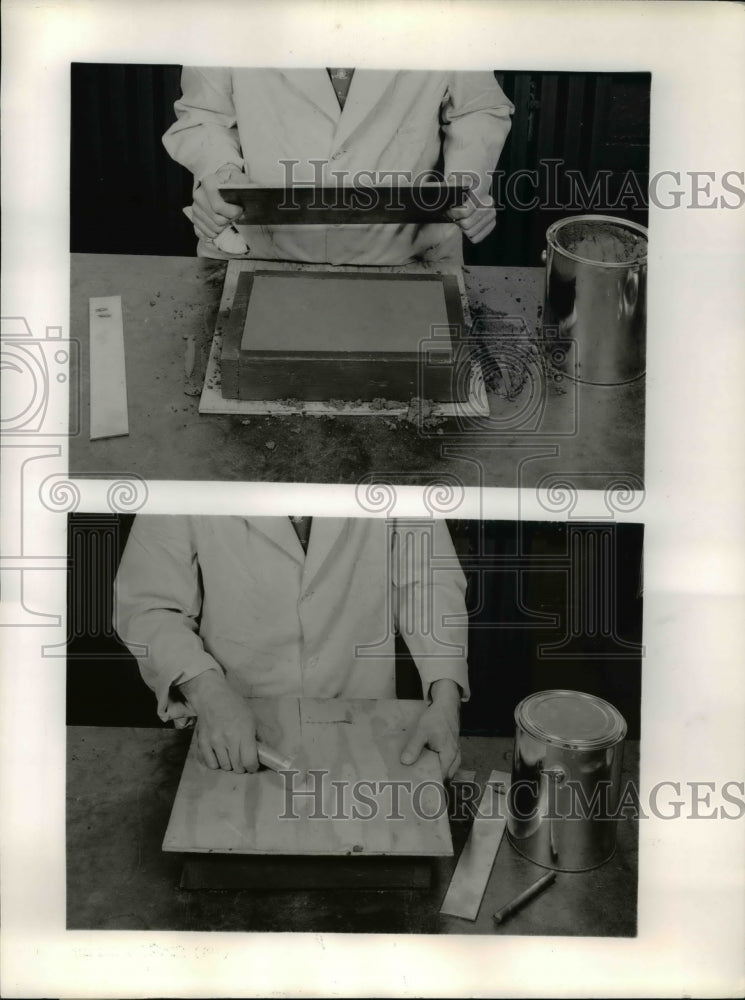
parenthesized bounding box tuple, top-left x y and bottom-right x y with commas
(69, 66, 649, 490)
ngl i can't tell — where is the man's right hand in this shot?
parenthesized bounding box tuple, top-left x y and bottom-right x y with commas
(178, 669, 258, 773)
(190, 167, 245, 242)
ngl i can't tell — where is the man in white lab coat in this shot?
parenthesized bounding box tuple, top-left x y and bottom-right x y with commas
(115, 515, 469, 779)
(163, 68, 514, 264)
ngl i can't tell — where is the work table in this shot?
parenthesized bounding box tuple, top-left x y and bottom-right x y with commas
(69, 254, 644, 489)
(67, 725, 639, 936)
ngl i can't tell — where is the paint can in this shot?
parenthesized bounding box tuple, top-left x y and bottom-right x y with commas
(542, 215, 648, 385)
(507, 689, 628, 872)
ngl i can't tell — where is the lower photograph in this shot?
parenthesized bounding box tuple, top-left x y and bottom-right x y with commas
(66, 513, 643, 936)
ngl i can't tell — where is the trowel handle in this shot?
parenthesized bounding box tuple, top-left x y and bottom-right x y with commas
(256, 741, 294, 772)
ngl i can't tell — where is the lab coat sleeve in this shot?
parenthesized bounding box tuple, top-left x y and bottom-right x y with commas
(392, 520, 470, 701)
(162, 67, 245, 184)
(441, 72, 514, 188)
(114, 516, 223, 724)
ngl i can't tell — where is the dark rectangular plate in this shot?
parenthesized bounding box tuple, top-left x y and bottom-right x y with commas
(220, 183, 468, 225)
(181, 854, 434, 890)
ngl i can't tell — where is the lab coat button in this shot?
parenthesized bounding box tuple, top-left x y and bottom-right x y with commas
(331, 150, 344, 160)
(307, 656, 319, 669)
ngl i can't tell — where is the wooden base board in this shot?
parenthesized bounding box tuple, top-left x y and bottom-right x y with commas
(163, 699, 454, 859)
(181, 854, 433, 891)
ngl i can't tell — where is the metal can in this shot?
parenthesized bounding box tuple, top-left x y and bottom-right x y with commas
(542, 215, 648, 385)
(507, 689, 628, 872)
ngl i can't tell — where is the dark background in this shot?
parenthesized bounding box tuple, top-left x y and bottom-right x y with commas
(67, 516, 644, 738)
(70, 65, 650, 266)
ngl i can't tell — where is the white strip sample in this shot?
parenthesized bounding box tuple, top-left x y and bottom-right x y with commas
(89, 295, 129, 440)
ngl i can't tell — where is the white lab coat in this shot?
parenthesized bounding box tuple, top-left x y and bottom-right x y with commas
(115, 516, 469, 725)
(163, 68, 513, 265)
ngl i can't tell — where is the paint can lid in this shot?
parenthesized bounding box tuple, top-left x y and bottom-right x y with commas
(515, 689, 627, 751)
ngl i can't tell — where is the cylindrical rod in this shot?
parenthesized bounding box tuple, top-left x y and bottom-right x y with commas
(492, 871, 556, 925)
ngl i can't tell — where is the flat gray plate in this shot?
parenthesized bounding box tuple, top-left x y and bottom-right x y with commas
(241, 273, 451, 354)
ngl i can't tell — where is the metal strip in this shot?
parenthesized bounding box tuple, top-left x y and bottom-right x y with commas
(220, 183, 467, 225)
(439, 769, 510, 921)
(89, 295, 128, 440)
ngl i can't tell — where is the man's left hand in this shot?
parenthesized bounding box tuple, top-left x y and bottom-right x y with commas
(447, 183, 497, 244)
(400, 678, 462, 780)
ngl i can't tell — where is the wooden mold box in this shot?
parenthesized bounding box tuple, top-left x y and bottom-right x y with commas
(220, 268, 471, 403)
(163, 698, 453, 859)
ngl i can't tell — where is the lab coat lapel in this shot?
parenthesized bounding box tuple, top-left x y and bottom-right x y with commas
(302, 517, 349, 590)
(334, 70, 399, 150)
(280, 69, 341, 125)
(245, 517, 306, 565)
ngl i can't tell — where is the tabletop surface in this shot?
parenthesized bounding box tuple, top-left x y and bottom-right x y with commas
(67, 724, 639, 936)
(69, 254, 645, 490)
